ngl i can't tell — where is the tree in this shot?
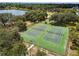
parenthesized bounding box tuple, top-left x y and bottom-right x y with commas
(70, 32, 79, 50)
(64, 12, 78, 24)
(6, 41, 27, 56)
(13, 15, 26, 22)
(76, 23, 79, 31)
(0, 13, 13, 26)
(25, 10, 48, 22)
(16, 20, 27, 32)
(0, 28, 27, 56)
(49, 12, 78, 26)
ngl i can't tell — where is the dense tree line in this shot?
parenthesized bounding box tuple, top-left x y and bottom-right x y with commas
(0, 3, 79, 10)
(49, 12, 78, 26)
(25, 10, 47, 22)
(0, 13, 27, 55)
(0, 3, 29, 9)
(0, 28, 27, 56)
(69, 26, 79, 55)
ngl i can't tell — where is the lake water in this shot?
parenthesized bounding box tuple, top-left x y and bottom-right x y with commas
(0, 10, 27, 16)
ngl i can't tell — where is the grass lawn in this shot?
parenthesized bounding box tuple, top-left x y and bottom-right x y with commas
(20, 23, 69, 55)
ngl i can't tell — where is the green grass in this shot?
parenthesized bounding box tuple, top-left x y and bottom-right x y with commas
(20, 23, 69, 55)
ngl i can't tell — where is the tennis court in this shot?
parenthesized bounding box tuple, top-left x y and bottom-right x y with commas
(20, 23, 69, 55)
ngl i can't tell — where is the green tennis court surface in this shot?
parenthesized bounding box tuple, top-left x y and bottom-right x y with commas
(20, 23, 69, 55)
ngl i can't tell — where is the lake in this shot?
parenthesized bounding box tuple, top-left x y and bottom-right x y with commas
(0, 10, 27, 16)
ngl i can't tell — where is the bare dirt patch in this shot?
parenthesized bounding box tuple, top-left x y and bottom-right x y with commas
(25, 21, 33, 27)
(67, 41, 78, 56)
